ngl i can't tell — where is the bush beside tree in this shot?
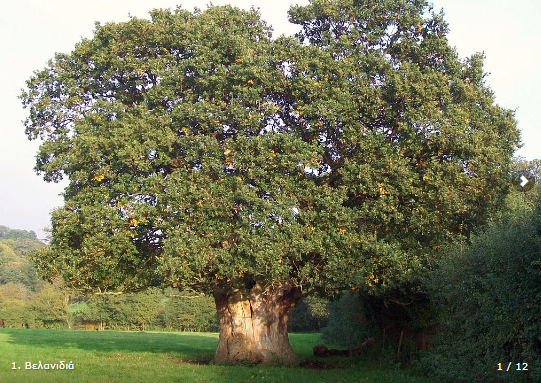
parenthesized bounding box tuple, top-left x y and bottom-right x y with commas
(289, 295, 330, 332)
(421, 188, 541, 383)
(322, 291, 368, 348)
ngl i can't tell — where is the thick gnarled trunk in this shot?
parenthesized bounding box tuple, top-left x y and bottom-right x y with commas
(213, 283, 302, 365)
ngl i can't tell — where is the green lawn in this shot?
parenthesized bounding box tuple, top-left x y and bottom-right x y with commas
(0, 329, 434, 383)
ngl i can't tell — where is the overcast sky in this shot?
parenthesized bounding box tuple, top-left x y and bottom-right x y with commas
(1, 0, 539, 239)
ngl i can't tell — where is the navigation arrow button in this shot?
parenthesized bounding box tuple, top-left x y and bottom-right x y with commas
(514, 170, 536, 192)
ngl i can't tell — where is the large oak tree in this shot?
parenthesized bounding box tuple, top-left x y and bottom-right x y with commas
(22, 1, 519, 364)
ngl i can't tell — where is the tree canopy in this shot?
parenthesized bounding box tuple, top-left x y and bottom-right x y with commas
(22, 1, 518, 298)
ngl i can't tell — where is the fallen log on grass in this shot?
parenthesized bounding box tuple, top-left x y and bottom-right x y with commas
(313, 337, 376, 357)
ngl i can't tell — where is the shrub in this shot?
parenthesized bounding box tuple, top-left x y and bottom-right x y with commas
(289, 295, 330, 332)
(162, 291, 218, 332)
(30, 284, 69, 329)
(0, 298, 30, 328)
(421, 190, 541, 383)
(322, 291, 369, 348)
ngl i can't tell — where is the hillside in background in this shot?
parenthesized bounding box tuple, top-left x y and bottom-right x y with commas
(0, 225, 43, 289)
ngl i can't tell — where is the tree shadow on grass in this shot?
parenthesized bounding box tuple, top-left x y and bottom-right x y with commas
(0, 330, 417, 383)
(1, 328, 218, 360)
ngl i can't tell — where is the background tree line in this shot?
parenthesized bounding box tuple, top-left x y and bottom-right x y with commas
(0, 225, 328, 332)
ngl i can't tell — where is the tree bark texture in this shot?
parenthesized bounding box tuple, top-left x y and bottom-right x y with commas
(213, 283, 302, 365)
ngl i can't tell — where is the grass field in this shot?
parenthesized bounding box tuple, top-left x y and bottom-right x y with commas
(0, 329, 434, 383)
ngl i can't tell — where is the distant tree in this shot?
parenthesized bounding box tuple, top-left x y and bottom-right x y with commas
(0, 262, 29, 286)
(2, 237, 44, 258)
(0, 241, 40, 290)
(513, 158, 541, 175)
(106, 294, 132, 330)
(0, 299, 29, 328)
(0, 282, 33, 328)
(289, 295, 329, 332)
(22, 1, 519, 364)
(0, 282, 32, 302)
(31, 284, 69, 329)
(68, 300, 88, 328)
(125, 290, 161, 331)
(0, 226, 43, 290)
(162, 291, 218, 332)
(85, 295, 114, 331)
(322, 291, 369, 348)
(0, 226, 38, 241)
(0, 242, 16, 258)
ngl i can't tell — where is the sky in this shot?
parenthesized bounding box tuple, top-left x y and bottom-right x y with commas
(1, 0, 540, 240)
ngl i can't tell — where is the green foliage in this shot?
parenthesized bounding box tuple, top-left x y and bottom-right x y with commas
(0, 282, 69, 329)
(0, 298, 29, 328)
(286, 0, 520, 298)
(68, 300, 88, 326)
(0, 279, 216, 331)
(512, 157, 541, 176)
(84, 294, 114, 329)
(0, 226, 38, 241)
(0, 256, 38, 290)
(128, 290, 162, 330)
(161, 291, 218, 332)
(0, 242, 39, 328)
(421, 188, 541, 383)
(0, 227, 42, 290)
(1, 237, 43, 258)
(288, 295, 329, 332)
(21, 1, 519, 302)
(70, 289, 217, 332)
(0, 282, 32, 328)
(321, 290, 438, 367)
(322, 291, 368, 348)
(84, 292, 162, 330)
(30, 284, 69, 329)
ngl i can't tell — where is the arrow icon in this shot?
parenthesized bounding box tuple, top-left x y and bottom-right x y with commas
(520, 175, 529, 187)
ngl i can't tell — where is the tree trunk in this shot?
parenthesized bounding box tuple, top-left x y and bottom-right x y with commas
(213, 282, 302, 365)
